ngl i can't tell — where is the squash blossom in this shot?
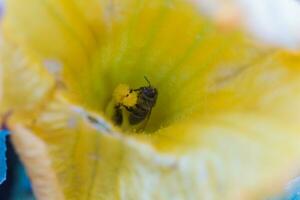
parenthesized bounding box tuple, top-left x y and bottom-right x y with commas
(2, 0, 300, 199)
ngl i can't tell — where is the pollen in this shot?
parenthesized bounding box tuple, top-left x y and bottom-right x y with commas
(113, 84, 138, 107)
(123, 92, 138, 107)
(113, 84, 131, 102)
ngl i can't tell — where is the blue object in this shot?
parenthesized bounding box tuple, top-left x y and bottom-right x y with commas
(11, 162, 35, 200)
(285, 177, 300, 200)
(268, 177, 300, 200)
(0, 129, 9, 184)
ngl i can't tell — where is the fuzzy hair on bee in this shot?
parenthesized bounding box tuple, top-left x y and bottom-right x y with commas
(112, 76, 158, 131)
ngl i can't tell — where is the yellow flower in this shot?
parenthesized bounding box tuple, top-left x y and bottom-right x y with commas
(2, 0, 300, 199)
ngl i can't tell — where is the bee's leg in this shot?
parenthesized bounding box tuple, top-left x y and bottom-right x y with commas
(113, 105, 123, 126)
(123, 105, 134, 112)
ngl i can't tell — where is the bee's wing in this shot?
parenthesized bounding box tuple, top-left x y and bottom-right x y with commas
(137, 108, 152, 132)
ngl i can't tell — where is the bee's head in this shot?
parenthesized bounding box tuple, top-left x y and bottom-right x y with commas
(143, 87, 158, 98)
(142, 76, 158, 103)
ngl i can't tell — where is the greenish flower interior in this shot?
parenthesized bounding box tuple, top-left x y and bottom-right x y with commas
(60, 0, 266, 134)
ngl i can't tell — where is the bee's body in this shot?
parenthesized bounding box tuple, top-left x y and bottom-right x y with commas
(126, 86, 158, 125)
(112, 77, 158, 130)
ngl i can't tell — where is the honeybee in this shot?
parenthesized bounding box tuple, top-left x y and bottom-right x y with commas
(113, 76, 158, 130)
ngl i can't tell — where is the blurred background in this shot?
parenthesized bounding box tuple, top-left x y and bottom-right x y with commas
(0, 137, 34, 200)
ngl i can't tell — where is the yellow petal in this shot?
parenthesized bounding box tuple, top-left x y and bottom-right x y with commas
(11, 124, 64, 200)
(2, 0, 99, 69)
(27, 94, 300, 199)
(0, 38, 54, 119)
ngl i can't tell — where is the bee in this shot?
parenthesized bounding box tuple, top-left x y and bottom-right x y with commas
(113, 76, 158, 130)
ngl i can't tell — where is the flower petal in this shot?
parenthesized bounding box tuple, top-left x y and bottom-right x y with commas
(2, 0, 100, 68)
(23, 92, 300, 199)
(0, 38, 54, 119)
(11, 124, 64, 200)
(146, 113, 300, 198)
